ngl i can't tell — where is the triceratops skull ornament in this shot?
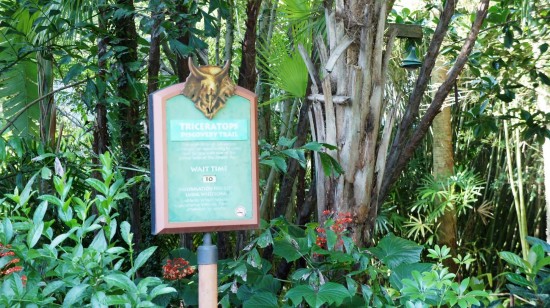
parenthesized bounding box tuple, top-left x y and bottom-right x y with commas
(182, 58, 236, 119)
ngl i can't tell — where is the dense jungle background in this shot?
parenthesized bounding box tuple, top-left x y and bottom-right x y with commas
(1, 0, 550, 306)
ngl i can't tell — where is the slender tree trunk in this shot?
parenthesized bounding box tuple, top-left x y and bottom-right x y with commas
(238, 0, 262, 90)
(174, 3, 191, 82)
(94, 0, 108, 163)
(432, 60, 457, 272)
(224, 0, 235, 62)
(273, 99, 311, 218)
(147, 1, 164, 139)
(538, 87, 550, 243)
(113, 0, 142, 249)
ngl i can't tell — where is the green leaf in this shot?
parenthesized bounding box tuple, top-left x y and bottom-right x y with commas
(272, 156, 288, 173)
(41, 167, 52, 179)
(149, 285, 177, 299)
(2, 219, 13, 243)
(62, 63, 85, 84)
(278, 136, 297, 148)
(42, 280, 65, 296)
(128, 246, 157, 277)
(38, 195, 62, 207)
(302, 142, 323, 151)
(368, 234, 423, 269)
(273, 237, 305, 262)
(389, 263, 433, 290)
(246, 248, 262, 268)
(33, 201, 48, 224)
(86, 178, 108, 196)
(90, 229, 107, 252)
(63, 284, 89, 307)
(120, 221, 132, 246)
(505, 273, 530, 287)
(285, 282, 349, 308)
(257, 230, 273, 248)
(499, 251, 529, 270)
(539, 72, 550, 86)
(27, 221, 44, 248)
(50, 227, 77, 248)
(104, 273, 138, 294)
(243, 291, 279, 308)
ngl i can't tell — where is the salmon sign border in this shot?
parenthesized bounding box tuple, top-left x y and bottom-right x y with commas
(149, 83, 259, 234)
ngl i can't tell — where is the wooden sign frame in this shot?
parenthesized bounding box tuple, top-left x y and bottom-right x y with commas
(149, 83, 259, 234)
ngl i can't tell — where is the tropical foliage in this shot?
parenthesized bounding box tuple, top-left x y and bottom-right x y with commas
(0, 0, 549, 306)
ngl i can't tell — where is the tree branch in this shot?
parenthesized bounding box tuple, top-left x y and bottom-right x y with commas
(379, 0, 490, 204)
(0, 79, 87, 136)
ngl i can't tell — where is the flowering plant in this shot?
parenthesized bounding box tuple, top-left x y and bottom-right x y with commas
(315, 210, 353, 251)
(163, 257, 196, 281)
(0, 243, 25, 285)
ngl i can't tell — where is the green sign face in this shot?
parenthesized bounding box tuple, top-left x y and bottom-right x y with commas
(165, 95, 254, 223)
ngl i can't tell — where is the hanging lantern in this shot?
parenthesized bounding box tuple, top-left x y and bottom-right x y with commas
(401, 47, 422, 70)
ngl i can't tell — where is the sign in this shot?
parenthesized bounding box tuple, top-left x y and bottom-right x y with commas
(149, 83, 259, 234)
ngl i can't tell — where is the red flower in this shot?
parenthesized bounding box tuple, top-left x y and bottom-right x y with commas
(163, 257, 195, 281)
(0, 242, 25, 284)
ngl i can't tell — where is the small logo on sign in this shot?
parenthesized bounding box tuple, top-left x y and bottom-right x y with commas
(203, 175, 216, 183)
(235, 206, 246, 217)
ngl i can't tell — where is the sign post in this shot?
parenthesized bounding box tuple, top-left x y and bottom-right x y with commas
(149, 60, 259, 307)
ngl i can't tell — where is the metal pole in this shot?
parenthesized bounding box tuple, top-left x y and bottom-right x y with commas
(197, 233, 218, 307)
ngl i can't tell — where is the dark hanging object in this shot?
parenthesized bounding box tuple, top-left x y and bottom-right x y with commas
(401, 47, 422, 70)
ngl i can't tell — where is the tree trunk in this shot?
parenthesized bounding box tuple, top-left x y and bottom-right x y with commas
(113, 0, 142, 249)
(538, 87, 550, 243)
(94, 0, 108, 163)
(237, 0, 262, 90)
(431, 60, 457, 272)
(302, 0, 489, 246)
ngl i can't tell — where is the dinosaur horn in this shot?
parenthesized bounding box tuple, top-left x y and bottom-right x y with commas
(188, 57, 207, 78)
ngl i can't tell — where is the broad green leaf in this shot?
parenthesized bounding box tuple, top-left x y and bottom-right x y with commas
(278, 136, 297, 148)
(368, 234, 423, 269)
(90, 230, 107, 252)
(38, 195, 62, 207)
(33, 201, 48, 224)
(50, 227, 77, 248)
(86, 178, 108, 196)
(243, 291, 279, 308)
(42, 280, 65, 296)
(128, 246, 157, 277)
(257, 230, 273, 248)
(91, 291, 107, 308)
(499, 251, 529, 270)
(2, 219, 13, 243)
(27, 221, 44, 248)
(137, 277, 162, 294)
(273, 237, 307, 262)
(149, 285, 177, 299)
(246, 248, 262, 268)
(104, 273, 137, 294)
(389, 263, 433, 290)
(41, 167, 52, 179)
(505, 273, 530, 287)
(63, 284, 89, 307)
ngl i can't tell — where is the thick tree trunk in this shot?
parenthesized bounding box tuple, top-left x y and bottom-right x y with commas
(303, 0, 489, 246)
(113, 0, 142, 249)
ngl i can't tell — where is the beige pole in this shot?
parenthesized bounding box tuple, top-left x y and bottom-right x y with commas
(198, 233, 218, 307)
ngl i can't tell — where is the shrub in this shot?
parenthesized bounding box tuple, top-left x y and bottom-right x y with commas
(0, 153, 175, 307)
